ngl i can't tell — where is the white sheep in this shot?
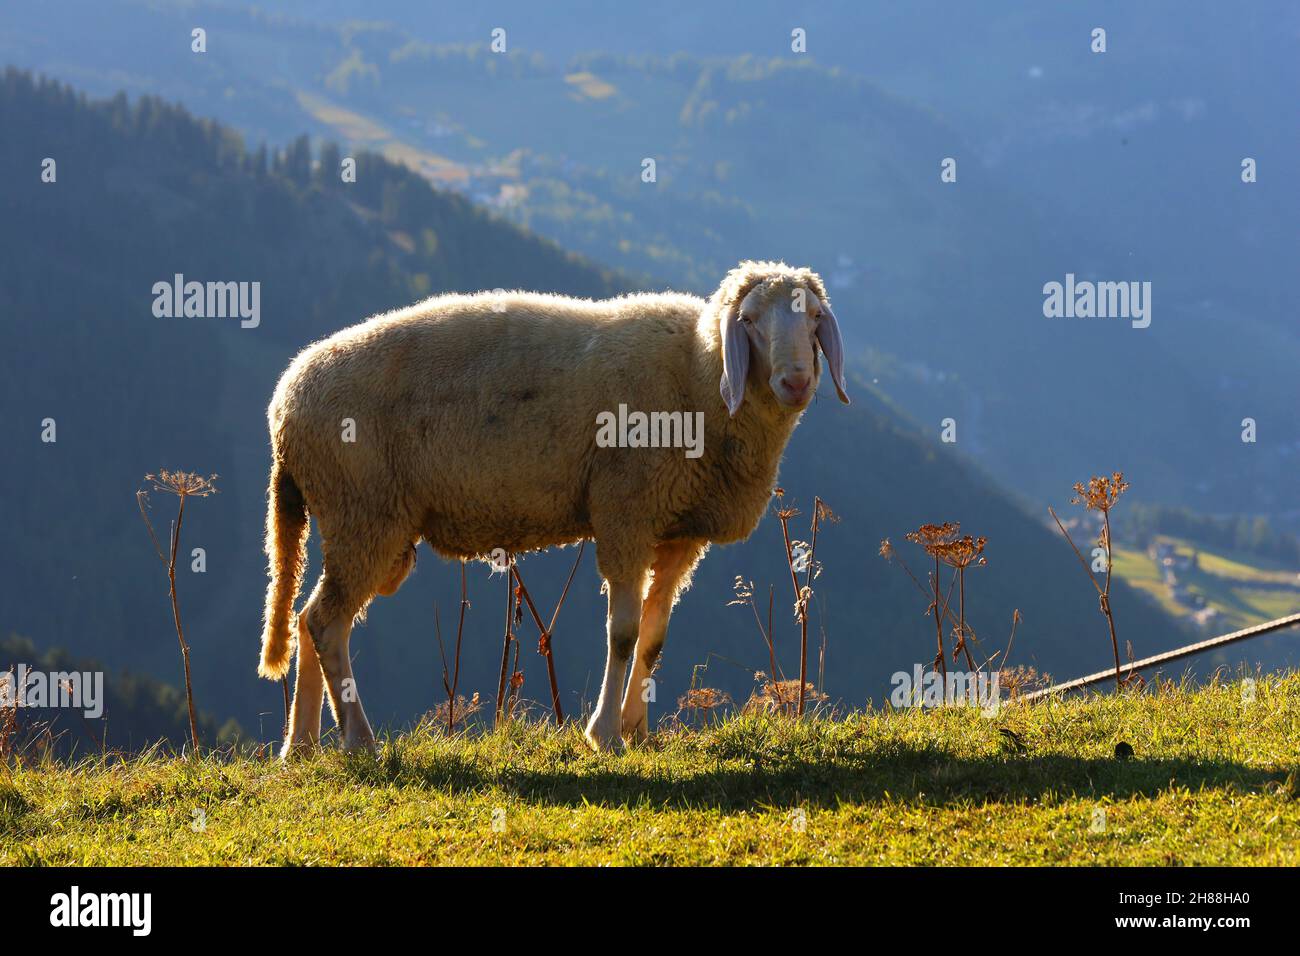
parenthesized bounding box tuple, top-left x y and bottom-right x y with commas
(258, 260, 849, 753)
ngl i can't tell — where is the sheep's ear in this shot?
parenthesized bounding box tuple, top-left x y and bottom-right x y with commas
(719, 305, 750, 417)
(816, 304, 850, 405)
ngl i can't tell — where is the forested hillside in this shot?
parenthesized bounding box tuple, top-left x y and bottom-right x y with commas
(0, 636, 238, 756)
(0, 71, 1197, 741)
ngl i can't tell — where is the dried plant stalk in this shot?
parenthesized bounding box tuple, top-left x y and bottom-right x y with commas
(433, 560, 473, 734)
(495, 555, 516, 726)
(1051, 471, 1132, 689)
(905, 523, 960, 679)
(136, 470, 217, 755)
(510, 541, 585, 725)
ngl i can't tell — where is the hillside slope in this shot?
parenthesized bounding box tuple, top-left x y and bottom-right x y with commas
(3, 676, 1297, 866)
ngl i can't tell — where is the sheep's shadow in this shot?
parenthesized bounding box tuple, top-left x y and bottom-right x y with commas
(350, 743, 1286, 811)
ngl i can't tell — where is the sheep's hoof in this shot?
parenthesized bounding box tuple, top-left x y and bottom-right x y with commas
(337, 712, 378, 755)
(620, 713, 648, 746)
(342, 735, 378, 756)
(279, 739, 320, 762)
(584, 717, 625, 754)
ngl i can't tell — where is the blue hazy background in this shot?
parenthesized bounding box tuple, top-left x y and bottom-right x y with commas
(1, 1, 1296, 746)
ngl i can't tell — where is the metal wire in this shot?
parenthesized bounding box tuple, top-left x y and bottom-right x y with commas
(1021, 611, 1300, 702)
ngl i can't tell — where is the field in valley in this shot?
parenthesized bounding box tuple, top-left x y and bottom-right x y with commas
(1113, 536, 1300, 632)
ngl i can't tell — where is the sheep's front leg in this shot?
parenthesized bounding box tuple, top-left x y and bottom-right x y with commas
(621, 540, 705, 743)
(585, 578, 644, 752)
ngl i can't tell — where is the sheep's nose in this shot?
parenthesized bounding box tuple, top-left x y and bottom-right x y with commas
(780, 374, 811, 395)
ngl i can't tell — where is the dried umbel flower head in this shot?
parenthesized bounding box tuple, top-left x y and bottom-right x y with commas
(746, 679, 826, 715)
(999, 666, 1049, 700)
(677, 687, 732, 713)
(905, 522, 960, 557)
(879, 538, 894, 560)
(937, 534, 987, 570)
(771, 487, 803, 522)
(1071, 472, 1129, 513)
(146, 470, 219, 499)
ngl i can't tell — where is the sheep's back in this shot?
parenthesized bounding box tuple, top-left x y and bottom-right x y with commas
(269, 291, 708, 556)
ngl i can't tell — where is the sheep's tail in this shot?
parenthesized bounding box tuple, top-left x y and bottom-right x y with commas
(259, 459, 308, 680)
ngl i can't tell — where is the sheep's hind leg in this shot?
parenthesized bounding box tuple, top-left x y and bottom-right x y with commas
(620, 540, 705, 744)
(585, 577, 644, 752)
(304, 576, 376, 754)
(282, 602, 325, 758)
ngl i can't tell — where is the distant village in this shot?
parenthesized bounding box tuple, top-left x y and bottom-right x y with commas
(1149, 540, 1220, 629)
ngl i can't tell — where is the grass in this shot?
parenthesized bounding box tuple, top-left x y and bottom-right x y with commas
(2, 675, 1297, 866)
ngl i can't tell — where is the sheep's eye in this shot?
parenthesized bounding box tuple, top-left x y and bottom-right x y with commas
(740, 313, 754, 324)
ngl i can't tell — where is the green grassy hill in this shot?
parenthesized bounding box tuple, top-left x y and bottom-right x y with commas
(4, 674, 1297, 866)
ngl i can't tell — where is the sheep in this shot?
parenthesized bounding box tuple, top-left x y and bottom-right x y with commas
(258, 260, 850, 754)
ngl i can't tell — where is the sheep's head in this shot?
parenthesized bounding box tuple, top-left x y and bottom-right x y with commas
(714, 261, 850, 417)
